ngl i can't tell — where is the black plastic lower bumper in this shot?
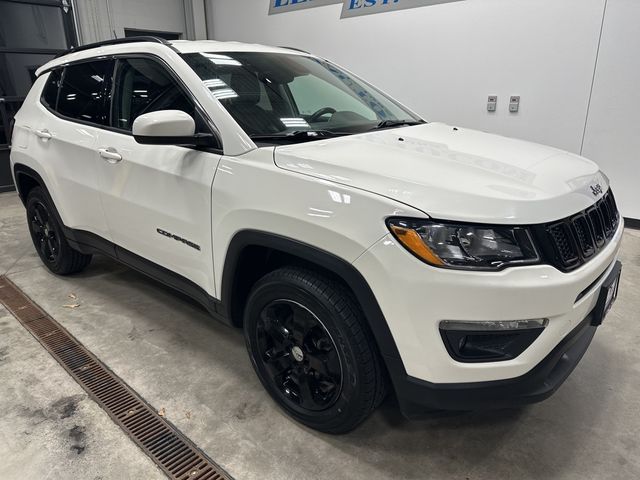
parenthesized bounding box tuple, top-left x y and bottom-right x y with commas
(388, 313, 598, 417)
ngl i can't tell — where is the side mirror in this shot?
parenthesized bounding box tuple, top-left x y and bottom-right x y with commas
(132, 110, 219, 148)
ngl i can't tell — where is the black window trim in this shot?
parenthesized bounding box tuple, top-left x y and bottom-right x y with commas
(40, 67, 63, 111)
(37, 52, 224, 154)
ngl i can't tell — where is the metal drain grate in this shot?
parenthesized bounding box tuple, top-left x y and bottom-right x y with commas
(0, 276, 233, 480)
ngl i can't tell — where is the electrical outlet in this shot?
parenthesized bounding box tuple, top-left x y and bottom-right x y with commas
(487, 95, 497, 112)
(509, 95, 520, 113)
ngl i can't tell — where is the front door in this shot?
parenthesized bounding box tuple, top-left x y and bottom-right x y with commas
(97, 56, 220, 294)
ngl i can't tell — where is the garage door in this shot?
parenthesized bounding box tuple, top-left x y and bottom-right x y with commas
(0, 0, 77, 192)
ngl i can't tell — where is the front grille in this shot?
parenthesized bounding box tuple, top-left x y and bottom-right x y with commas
(538, 189, 620, 271)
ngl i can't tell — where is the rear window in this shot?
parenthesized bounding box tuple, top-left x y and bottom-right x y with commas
(41, 69, 62, 110)
(56, 60, 114, 125)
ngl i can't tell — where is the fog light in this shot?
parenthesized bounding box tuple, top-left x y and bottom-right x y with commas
(439, 319, 548, 363)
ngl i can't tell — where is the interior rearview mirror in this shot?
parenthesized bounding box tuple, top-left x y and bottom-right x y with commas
(132, 110, 219, 148)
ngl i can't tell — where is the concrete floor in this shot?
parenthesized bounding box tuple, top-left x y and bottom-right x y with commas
(1, 190, 639, 480)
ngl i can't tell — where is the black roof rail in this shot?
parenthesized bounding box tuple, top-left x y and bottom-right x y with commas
(54, 36, 173, 59)
(278, 46, 311, 54)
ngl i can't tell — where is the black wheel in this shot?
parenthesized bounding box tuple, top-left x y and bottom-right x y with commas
(26, 187, 92, 275)
(244, 266, 386, 434)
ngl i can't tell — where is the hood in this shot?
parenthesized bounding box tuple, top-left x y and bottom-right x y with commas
(274, 123, 608, 224)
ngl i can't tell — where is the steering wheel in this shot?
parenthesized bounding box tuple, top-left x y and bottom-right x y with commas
(309, 107, 337, 123)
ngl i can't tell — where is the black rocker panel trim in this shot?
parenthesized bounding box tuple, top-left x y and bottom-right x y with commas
(221, 230, 404, 364)
(63, 227, 115, 257)
(63, 228, 226, 324)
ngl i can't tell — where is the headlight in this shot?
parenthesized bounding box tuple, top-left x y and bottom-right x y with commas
(386, 218, 540, 270)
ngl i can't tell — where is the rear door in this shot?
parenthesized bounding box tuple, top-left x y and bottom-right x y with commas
(32, 60, 114, 239)
(96, 56, 221, 293)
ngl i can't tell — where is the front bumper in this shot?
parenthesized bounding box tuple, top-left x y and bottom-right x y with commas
(353, 221, 623, 412)
(388, 308, 597, 415)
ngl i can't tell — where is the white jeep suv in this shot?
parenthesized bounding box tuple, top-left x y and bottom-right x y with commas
(10, 37, 623, 433)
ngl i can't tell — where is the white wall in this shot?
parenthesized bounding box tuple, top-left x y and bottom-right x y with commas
(108, 0, 187, 38)
(208, 0, 605, 153)
(582, 0, 640, 219)
(74, 0, 207, 43)
(73, 0, 113, 44)
(207, 0, 639, 219)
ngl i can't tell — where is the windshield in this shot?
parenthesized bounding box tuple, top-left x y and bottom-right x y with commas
(182, 51, 422, 142)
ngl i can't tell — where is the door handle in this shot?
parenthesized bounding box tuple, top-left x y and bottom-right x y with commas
(98, 147, 122, 163)
(35, 129, 52, 140)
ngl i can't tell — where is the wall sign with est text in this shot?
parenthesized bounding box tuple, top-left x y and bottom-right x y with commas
(269, 0, 464, 18)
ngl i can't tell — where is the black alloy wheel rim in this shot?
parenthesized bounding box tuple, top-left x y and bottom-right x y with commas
(256, 299, 343, 412)
(29, 201, 60, 263)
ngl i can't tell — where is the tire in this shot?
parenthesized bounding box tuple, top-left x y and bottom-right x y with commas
(243, 266, 387, 434)
(26, 187, 92, 275)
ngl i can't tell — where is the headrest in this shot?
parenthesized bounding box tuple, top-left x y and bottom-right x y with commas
(229, 72, 261, 104)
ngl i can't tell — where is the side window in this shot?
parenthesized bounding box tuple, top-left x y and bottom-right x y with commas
(112, 58, 201, 132)
(41, 69, 62, 110)
(57, 60, 114, 125)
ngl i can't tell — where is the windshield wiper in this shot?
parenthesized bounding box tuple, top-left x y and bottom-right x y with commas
(250, 130, 348, 142)
(370, 119, 426, 131)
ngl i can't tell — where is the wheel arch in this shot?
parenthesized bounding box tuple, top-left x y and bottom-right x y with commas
(220, 230, 402, 364)
(13, 164, 48, 206)
(13, 164, 72, 240)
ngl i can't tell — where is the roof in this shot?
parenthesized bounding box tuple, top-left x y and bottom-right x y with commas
(170, 40, 306, 55)
(36, 38, 310, 76)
